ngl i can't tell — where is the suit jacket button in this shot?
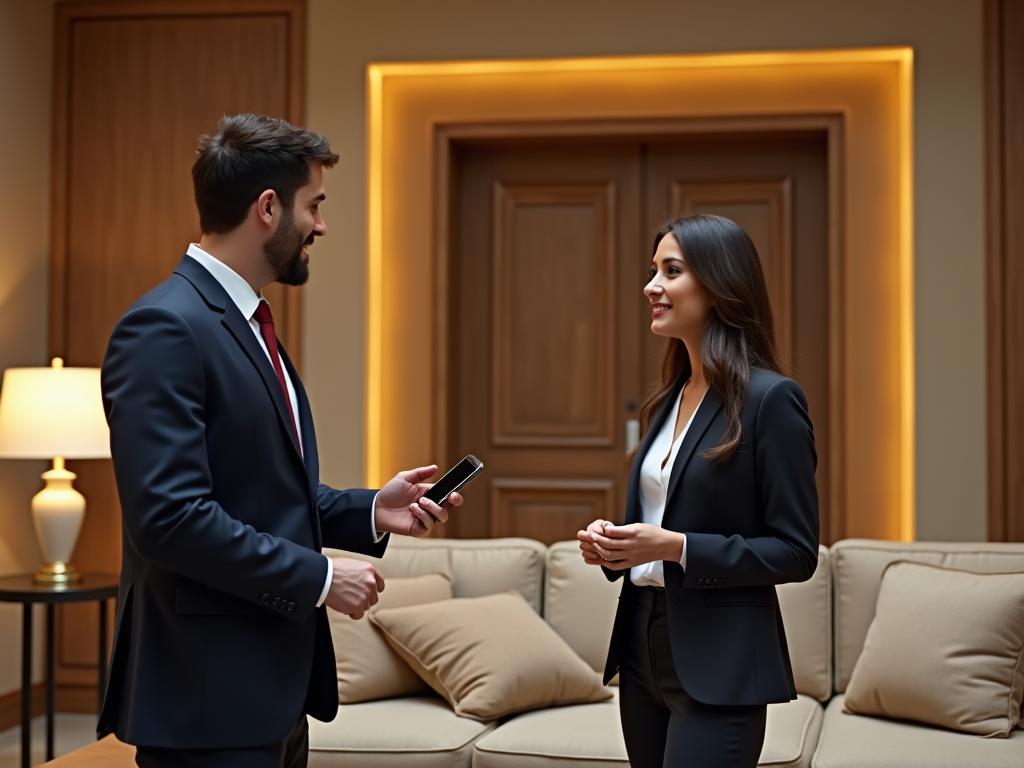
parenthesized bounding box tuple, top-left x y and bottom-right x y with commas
(675, 599, 683, 605)
(713, 579, 720, 586)
(720, 579, 726, 586)
(261, 594, 271, 605)
(697, 579, 705, 587)
(288, 602, 296, 611)
(273, 597, 281, 607)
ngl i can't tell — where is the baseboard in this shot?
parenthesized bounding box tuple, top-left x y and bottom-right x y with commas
(55, 685, 99, 715)
(0, 683, 46, 732)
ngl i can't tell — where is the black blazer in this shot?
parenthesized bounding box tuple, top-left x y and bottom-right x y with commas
(603, 368, 819, 706)
(97, 256, 387, 749)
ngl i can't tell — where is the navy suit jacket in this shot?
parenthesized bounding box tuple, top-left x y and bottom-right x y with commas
(603, 369, 819, 706)
(97, 255, 387, 749)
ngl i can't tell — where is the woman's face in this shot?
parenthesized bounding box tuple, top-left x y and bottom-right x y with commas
(644, 233, 715, 340)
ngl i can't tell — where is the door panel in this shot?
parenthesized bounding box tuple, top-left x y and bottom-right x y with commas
(446, 143, 643, 543)
(492, 183, 616, 446)
(447, 133, 831, 546)
(673, 180, 793, 369)
(50, 0, 303, 708)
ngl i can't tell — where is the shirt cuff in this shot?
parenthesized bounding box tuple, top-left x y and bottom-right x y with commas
(316, 556, 333, 608)
(371, 491, 386, 543)
(679, 533, 687, 571)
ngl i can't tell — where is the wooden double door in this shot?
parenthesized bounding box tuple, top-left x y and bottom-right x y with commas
(441, 133, 829, 545)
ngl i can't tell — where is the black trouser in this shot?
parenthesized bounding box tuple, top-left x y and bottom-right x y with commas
(135, 716, 308, 768)
(618, 587, 767, 768)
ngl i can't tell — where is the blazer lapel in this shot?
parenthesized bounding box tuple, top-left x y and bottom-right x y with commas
(624, 377, 686, 525)
(220, 308, 304, 461)
(176, 255, 304, 462)
(279, 345, 318, 491)
(664, 386, 724, 506)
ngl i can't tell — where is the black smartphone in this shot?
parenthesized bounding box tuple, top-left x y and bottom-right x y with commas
(422, 454, 484, 506)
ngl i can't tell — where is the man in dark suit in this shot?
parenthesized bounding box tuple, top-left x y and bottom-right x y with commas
(98, 114, 461, 768)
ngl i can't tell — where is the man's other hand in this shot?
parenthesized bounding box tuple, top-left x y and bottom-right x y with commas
(325, 558, 385, 619)
(374, 465, 463, 537)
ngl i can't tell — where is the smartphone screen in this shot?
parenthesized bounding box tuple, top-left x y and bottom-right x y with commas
(423, 455, 483, 505)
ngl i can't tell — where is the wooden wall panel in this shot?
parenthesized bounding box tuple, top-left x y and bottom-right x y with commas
(50, 0, 305, 709)
(987, 0, 1024, 542)
(672, 180, 794, 370)
(490, 479, 615, 545)
(491, 183, 616, 446)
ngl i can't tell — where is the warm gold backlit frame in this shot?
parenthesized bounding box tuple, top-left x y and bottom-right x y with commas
(367, 49, 915, 542)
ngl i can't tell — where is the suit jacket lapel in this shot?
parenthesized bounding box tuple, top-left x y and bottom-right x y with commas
(174, 255, 306, 463)
(220, 307, 304, 461)
(279, 345, 318, 492)
(665, 386, 724, 506)
(624, 377, 686, 525)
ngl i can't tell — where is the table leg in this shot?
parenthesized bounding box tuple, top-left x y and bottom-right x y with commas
(98, 599, 108, 721)
(46, 604, 55, 761)
(21, 603, 31, 768)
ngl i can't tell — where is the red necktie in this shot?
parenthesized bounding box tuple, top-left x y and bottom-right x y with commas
(253, 301, 300, 444)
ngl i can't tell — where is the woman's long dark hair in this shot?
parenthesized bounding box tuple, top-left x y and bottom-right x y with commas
(637, 214, 783, 465)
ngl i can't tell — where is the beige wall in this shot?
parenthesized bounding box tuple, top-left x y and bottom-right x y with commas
(305, 0, 986, 543)
(0, 0, 55, 697)
(0, 0, 987, 701)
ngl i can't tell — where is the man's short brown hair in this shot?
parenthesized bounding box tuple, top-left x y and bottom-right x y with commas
(192, 114, 339, 235)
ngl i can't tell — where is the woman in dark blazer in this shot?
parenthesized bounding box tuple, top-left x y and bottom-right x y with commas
(579, 214, 819, 768)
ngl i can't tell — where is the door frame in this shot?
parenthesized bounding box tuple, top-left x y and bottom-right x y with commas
(434, 115, 846, 544)
(366, 50, 914, 543)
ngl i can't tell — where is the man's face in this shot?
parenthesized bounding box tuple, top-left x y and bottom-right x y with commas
(263, 162, 327, 286)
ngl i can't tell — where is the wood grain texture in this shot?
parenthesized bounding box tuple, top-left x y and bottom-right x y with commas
(440, 141, 642, 542)
(1001, 0, 1024, 541)
(490, 478, 615, 545)
(49, 0, 304, 702)
(672, 179, 794, 370)
(987, 0, 1024, 542)
(491, 183, 616, 446)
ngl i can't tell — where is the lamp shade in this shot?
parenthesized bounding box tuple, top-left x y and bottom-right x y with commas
(0, 359, 110, 459)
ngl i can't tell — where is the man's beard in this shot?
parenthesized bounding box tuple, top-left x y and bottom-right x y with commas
(263, 207, 312, 286)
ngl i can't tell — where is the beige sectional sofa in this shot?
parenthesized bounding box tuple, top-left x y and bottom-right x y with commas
(309, 536, 1024, 768)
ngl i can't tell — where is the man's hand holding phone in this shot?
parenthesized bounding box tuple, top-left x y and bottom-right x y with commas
(372, 465, 461, 537)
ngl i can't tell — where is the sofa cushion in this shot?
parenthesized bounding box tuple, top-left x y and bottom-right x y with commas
(830, 539, 1024, 693)
(473, 689, 627, 768)
(330, 572, 453, 703)
(761, 696, 825, 768)
(776, 545, 832, 702)
(471, 690, 822, 768)
(811, 694, 1024, 768)
(328, 537, 547, 614)
(843, 561, 1024, 737)
(544, 540, 621, 673)
(307, 697, 495, 768)
(369, 590, 612, 721)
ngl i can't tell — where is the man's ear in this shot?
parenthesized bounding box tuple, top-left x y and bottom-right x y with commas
(255, 189, 277, 229)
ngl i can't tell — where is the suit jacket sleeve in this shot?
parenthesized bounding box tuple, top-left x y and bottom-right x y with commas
(317, 484, 389, 557)
(683, 377, 819, 588)
(103, 305, 328, 622)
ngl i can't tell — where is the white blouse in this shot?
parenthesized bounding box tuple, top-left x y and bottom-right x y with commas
(630, 385, 706, 587)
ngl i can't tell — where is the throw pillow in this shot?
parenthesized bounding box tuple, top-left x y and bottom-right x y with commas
(329, 572, 453, 704)
(843, 560, 1024, 737)
(369, 590, 613, 720)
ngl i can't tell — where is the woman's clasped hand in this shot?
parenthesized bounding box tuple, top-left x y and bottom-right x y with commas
(577, 520, 684, 570)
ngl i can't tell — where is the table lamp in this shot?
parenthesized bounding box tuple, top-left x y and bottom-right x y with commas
(0, 358, 110, 586)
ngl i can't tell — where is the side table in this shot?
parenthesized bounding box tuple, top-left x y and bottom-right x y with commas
(0, 574, 119, 768)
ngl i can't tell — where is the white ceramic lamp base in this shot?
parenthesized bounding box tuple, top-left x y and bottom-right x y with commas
(31, 460, 85, 586)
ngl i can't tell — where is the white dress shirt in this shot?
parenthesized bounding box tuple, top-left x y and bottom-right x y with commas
(630, 385, 705, 587)
(186, 244, 358, 608)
